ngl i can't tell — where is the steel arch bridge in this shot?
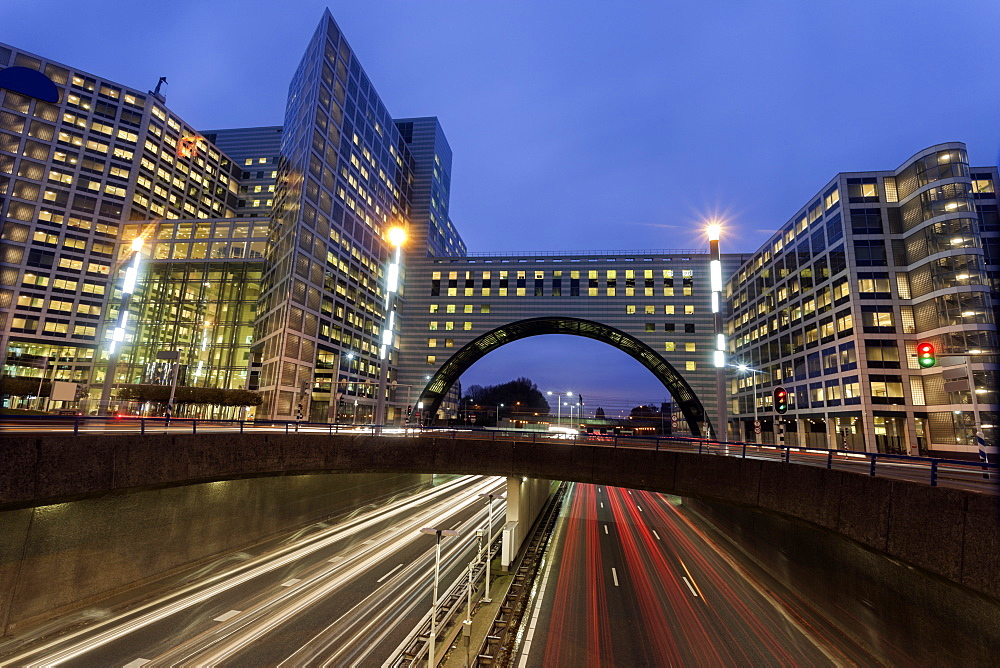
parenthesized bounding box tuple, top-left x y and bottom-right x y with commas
(414, 316, 710, 436)
(395, 250, 742, 437)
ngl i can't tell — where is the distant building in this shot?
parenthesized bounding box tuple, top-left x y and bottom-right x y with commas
(202, 126, 283, 220)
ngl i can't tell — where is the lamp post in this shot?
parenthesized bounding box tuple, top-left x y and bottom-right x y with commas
(546, 390, 573, 427)
(338, 352, 366, 424)
(420, 526, 460, 667)
(477, 492, 503, 604)
(99, 237, 145, 416)
(375, 227, 406, 429)
(707, 222, 727, 440)
(33, 355, 50, 411)
(496, 402, 504, 426)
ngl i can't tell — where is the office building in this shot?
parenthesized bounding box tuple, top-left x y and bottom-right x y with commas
(726, 143, 998, 456)
(0, 42, 241, 399)
(249, 11, 460, 420)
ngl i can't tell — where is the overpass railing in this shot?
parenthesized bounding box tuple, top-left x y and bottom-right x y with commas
(1, 415, 995, 494)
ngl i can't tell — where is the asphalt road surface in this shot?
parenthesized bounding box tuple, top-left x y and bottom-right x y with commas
(512, 482, 882, 666)
(0, 475, 505, 667)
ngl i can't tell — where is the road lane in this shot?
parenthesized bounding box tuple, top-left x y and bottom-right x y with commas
(1, 476, 506, 667)
(518, 482, 875, 666)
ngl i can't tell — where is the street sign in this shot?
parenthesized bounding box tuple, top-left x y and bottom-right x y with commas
(156, 350, 180, 360)
(753, 420, 761, 435)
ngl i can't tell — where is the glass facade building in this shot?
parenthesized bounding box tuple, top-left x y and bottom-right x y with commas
(0, 42, 241, 400)
(202, 126, 283, 220)
(252, 11, 459, 421)
(726, 143, 998, 456)
(105, 218, 267, 415)
(396, 250, 746, 430)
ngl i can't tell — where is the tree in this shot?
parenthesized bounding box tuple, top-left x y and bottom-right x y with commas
(462, 377, 550, 425)
(595, 406, 606, 419)
(115, 384, 263, 407)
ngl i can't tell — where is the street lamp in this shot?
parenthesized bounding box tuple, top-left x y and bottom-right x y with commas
(497, 402, 504, 426)
(375, 227, 406, 428)
(477, 492, 504, 603)
(420, 526, 460, 667)
(708, 221, 726, 440)
(337, 352, 356, 424)
(546, 390, 574, 427)
(99, 237, 145, 415)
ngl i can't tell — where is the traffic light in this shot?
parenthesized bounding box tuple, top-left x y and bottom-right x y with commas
(406, 405, 413, 416)
(917, 342, 936, 368)
(773, 386, 788, 414)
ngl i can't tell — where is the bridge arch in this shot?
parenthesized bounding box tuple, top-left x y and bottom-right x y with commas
(415, 316, 711, 436)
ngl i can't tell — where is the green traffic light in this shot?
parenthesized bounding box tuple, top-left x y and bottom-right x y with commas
(917, 342, 936, 368)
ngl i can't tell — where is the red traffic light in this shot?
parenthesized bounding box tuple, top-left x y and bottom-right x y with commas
(773, 386, 788, 414)
(917, 342, 936, 368)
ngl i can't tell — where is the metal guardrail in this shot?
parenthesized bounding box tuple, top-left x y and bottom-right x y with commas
(1, 416, 996, 494)
(391, 535, 500, 667)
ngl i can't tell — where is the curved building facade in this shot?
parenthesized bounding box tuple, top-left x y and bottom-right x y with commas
(726, 143, 997, 456)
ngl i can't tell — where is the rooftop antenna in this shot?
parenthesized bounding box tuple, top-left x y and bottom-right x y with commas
(151, 76, 168, 102)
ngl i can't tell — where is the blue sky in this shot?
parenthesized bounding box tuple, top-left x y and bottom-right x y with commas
(5, 0, 999, 411)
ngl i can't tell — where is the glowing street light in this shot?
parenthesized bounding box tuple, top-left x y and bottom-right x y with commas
(376, 227, 406, 427)
(546, 390, 574, 427)
(707, 220, 726, 439)
(98, 237, 145, 415)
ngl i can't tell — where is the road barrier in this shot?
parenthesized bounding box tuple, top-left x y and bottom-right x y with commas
(1, 416, 995, 494)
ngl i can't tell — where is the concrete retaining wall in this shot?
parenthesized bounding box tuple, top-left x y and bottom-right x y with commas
(1, 432, 997, 602)
(0, 472, 431, 636)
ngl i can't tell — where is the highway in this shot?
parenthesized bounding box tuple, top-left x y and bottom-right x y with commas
(512, 483, 881, 666)
(0, 475, 506, 667)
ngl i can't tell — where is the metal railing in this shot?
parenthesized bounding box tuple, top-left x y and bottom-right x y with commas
(1, 416, 995, 494)
(456, 248, 709, 258)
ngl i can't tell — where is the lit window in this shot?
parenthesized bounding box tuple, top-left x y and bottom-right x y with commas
(686, 361, 697, 371)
